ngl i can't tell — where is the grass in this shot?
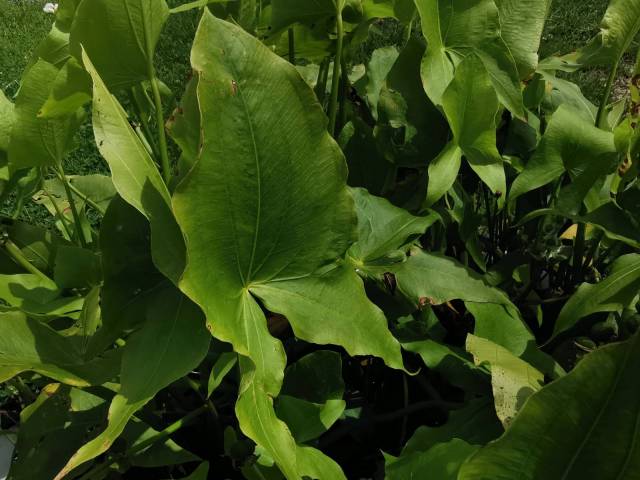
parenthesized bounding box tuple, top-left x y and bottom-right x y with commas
(540, 0, 639, 103)
(0, 0, 637, 223)
(0, 0, 198, 222)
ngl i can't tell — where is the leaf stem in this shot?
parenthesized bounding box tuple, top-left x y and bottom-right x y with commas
(2, 238, 52, 283)
(63, 179, 107, 216)
(149, 72, 172, 184)
(43, 187, 74, 241)
(56, 165, 88, 248)
(595, 59, 620, 128)
(315, 57, 330, 106)
(327, 9, 344, 136)
(128, 89, 160, 159)
(572, 222, 586, 287)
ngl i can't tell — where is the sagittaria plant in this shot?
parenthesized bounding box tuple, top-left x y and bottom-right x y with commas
(0, 0, 639, 479)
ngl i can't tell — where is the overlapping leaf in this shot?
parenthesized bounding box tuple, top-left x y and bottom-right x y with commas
(414, 0, 524, 116)
(173, 12, 403, 479)
(459, 332, 640, 479)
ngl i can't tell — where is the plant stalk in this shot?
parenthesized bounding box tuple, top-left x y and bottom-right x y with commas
(56, 165, 88, 248)
(128, 89, 160, 159)
(63, 180, 106, 216)
(149, 71, 172, 184)
(327, 9, 344, 136)
(595, 59, 621, 128)
(2, 238, 52, 283)
(315, 57, 330, 106)
(572, 222, 586, 287)
(43, 188, 74, 241)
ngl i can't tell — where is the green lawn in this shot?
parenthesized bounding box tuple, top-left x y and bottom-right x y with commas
(541, 0, 639, 102)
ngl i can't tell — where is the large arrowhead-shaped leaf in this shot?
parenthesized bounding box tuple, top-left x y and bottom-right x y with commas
(55, 286, 210, 479)
(414, 0, 524, 116)
(553, 253, 640, 339)
(70, 0, 169, 89)
(391, 248, 511, 307)
(510, 105, 617, 208)
(173, 12, 403, 479)
(459, 332, 640, 479)
(81, 50, 185, 281)
(494, 0, 551, 78)
(434, 54, 506, 203)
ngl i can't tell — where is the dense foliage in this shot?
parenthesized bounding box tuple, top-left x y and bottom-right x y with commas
(0, 0, 639, 478)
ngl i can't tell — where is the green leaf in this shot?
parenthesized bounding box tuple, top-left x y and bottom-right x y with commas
(270, 0, 356, 32)
(494, 0, 551, 78)
(401, 397, 503, 452)
(538, 71, 597, 123)
(459, 332, 640, 479)
(581, 202, 640, 248)
(466, 302, 533, 357)
(8, 383, 107, 480)
(466, 334, 543, 427)
(0, 311, 119, 386)
(1, 218, 64, 273)
(385, 439, 479, 480)
(392, 249, 511, 307)
(167, 77, 201, 185)
(125, 418, 200, 468)
(0, 273, 84, 319)
(252, 265, 404, 369)
(173, 12, 402, 478)
(440, 54, 506, 200)
(354, 46, 400, 119)
(9, 60, 82, 171)
(414, 0, 524, 116)
(0, 91, 13, 180)
(55, 287, 210, 479)
(39, 57, 92, 118)
(425, 142, 463, 207)
(171, 0, 236, 14)
(281, 350, 345, 403)
(86, 196, 166, 357)
(53, 245, 102, 288)
(10, 383, 198, 479)
(207, 351, 238, 398)
(553, 253, 640, 339)
(70, 0, 170, 89)
(573, 0, 640, 68)
(347, 187, 438, 267)
(276, 396, 345, 444)
(510, 105, 617, 206)
(82, 50, 185, 281)
(275, 351, 346, 443)
(395, 318, 490, 393)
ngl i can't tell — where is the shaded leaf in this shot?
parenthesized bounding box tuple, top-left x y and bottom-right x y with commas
(459, 332, 640, 479)
(553, 253, 640, 339)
